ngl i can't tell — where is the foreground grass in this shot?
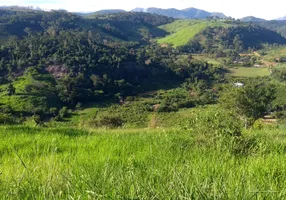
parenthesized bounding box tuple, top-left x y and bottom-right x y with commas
(1, 125, 286, 199)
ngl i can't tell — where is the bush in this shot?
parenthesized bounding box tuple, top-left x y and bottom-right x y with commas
(75, 102, 83, 110)
(49, 107, 58, 117)
(185, 109, 242, 136)
(32, 114, 42, 125)
(59, 106, 69, 118)
(157, 102, 178, 112)
(0, 105, 13, 114)
(0, 114, 17, 124)
(96, 115, 124, 128)
(252, 118, 264, 130)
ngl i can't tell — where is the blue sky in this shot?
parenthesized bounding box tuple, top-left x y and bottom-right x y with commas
(1, 0, 285, 20)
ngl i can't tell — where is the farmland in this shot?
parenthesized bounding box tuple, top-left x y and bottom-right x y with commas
(229, 67, 271, 77)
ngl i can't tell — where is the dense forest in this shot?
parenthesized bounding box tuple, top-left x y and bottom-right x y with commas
(0, 10, 226, 119)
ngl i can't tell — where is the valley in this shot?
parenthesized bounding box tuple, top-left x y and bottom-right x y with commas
(0, 6, 286, 199)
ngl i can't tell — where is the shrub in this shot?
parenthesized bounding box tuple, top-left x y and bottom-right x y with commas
(49, 107, 58, 117)
(157, 102, 178, 112)
(252, 118, 265, 130)
(32, 114, 42, 125)
(96, 115, 124, 128)
(75, 102, 83, 110)
(59, 106, 69, 118)
(186, 109, 242, 136)
(0, 114, 17, 124)
(0, 105, 13, 114)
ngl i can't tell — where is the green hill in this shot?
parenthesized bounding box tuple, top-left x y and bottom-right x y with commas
(157, 20, 229, 47)
(157, 20, 286, 51)
(0, 10, 174, 44)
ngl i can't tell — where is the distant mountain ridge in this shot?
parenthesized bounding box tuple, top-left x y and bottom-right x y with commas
(91, 9, 126, 15)
(85, 7, 227, 19)
(240, 16, 266, 22)
(131, 7, 226, 19)
(276, 16, 286, 20)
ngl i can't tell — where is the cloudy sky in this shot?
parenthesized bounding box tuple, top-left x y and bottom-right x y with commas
(1, 0, 285, 20)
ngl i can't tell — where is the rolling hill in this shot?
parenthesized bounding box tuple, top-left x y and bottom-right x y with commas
(0, 10, 174, 43)
(240, 16, 266, 22)
(157, 20, 286, 49)
(88, 9, 126, 15)
(254, 20, 286, 38)
(276, 16, 286, 20)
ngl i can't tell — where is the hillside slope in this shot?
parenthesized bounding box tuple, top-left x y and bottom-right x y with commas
(157, 20, 229, 47)
(157, 20, 286, 49)
(0, 10, 174, 43)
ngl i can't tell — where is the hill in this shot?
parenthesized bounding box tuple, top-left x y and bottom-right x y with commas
(254, 20, 286, 37)
(0, 10, 174, 43)
(131, 7, 226, 19)
(0, 10, 226, 117)
(240, 16, 266, 22)
(157, 20, 229, 47)
(157, 20, 286, 50)
(89, 9, 126, 15)
(276, 16, 286, 20)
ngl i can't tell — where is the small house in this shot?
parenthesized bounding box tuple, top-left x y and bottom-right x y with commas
(234, 82, 244, 87)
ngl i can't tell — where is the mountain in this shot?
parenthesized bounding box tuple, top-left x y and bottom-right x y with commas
(240, 16, 266, 22)
(276, 16, 286, 20)
(253, 20, 286, 38)
(131, 7, 227, 19)
(0, 5, 39, 11)
(91, 9, 126, 15)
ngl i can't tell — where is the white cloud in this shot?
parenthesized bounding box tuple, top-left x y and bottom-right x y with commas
(1, 0, 285, 20)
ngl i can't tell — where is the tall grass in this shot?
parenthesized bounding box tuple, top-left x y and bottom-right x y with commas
(1, 125, 286, 199)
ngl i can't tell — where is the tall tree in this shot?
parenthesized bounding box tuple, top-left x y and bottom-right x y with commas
(219, 80, 276, 128)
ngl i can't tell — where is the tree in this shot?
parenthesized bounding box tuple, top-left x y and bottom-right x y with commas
(6, 84, 16, 96)
(219, 80, 276, 128)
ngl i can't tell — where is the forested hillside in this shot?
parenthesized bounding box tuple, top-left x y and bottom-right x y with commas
(0, 8, 285, 125)
(255, 20, 286, 38)
(0, 10, 226, 119)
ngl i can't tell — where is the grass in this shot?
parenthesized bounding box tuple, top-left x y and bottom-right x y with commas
(0, 73, 61, 113)
(230, 67, 271, 77)
(260, 46, 286, 62)
(1, 125, 286, 199)
(157, 20, 229, 47)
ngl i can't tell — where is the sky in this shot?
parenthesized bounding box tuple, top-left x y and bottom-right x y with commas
(0, 0, 285, 20)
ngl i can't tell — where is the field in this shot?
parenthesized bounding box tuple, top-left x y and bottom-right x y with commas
(157, 20, 228, 47)
(230, 67, 271, 77)
(260, 46, 286, 62)
(1, 125, 286, 199)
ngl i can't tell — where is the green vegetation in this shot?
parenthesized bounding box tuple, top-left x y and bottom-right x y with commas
(1, 125, 286, 199)
(157, 20, 228, 47)
(230, 67, 270, 77)
(0, 8, 286, 199)
(259, 46, 286, 62)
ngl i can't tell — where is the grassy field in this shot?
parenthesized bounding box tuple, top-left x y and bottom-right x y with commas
(157, 20, 228, 47)
(1, 125, 286, 199)
(260, 46, 286, 62)
(230, 67, 271, 77)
